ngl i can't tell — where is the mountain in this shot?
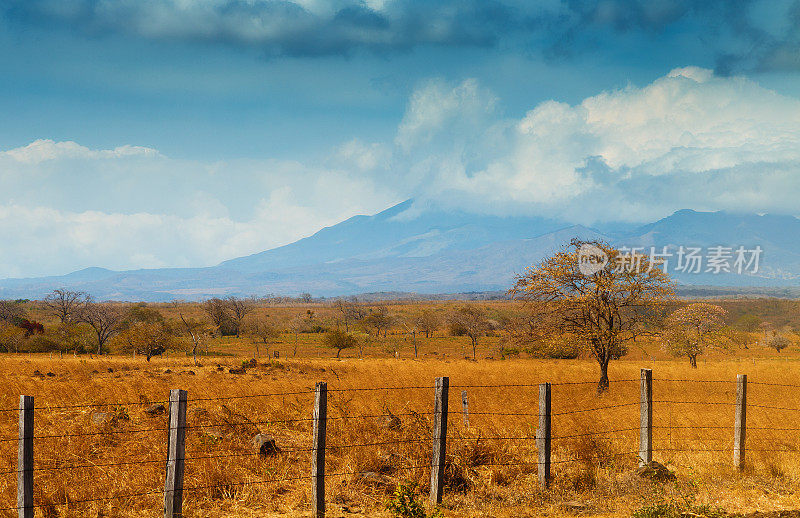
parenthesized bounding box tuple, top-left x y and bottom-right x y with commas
(0, 201, 798, 301)
(219, 200, 566, 272)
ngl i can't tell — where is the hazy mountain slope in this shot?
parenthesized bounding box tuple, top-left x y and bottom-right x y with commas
(220, 200, 567, 272)
(619, 210, 800, 285)
(0, 203, 798, 301)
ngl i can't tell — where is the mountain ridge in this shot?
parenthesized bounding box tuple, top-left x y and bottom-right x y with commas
(1, 202, 797, 301)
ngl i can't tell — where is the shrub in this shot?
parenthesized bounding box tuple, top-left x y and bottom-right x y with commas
(25, 335, 63, 353)
(386, 482, 441, 518)
(766, 333, 791, 353)
(524, 337, 581, 359)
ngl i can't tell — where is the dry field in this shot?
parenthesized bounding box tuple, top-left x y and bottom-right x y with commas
(1, 352, 800, 517)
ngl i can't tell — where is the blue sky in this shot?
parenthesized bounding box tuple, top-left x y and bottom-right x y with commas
(1, 0, 800, 277)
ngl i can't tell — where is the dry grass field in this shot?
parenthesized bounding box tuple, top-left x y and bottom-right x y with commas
(2, 350, 800, 517)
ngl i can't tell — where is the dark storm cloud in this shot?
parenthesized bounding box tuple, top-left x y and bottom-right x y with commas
(0, 0, 520, 56)
(1, 0, 798, 71)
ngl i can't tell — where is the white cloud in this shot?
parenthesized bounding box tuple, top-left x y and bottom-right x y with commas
(395, 78, 498, 152)
(396, 69, 800, 222)
(0, 141, 400, 277)
(4, 67, 800, 277)
(3, 139, 159, 165)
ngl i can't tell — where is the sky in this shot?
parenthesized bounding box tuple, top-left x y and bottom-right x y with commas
(1, 0, 800, 278)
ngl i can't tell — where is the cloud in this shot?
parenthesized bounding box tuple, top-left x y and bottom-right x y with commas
(2, 139, 159, 164)
(1, 0, 519, 56)
(4, 67, 800, 278)
(388, 68, 800, 222)
(2, 0, 798, 70)
(0, 140, 400, 277)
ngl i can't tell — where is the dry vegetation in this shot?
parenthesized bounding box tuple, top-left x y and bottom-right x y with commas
(2, 350, 800, 516)
(2, 296, 800, 516)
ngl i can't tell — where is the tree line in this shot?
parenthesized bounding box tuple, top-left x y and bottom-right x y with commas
(0, 240, 793, 392)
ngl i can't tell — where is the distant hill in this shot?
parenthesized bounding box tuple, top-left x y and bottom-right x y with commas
(0, 201, 798, 301)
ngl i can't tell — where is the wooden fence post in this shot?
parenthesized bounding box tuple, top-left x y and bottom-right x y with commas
(430, 377, 449, 505)
(17, 395, 33, 518)
(639, 368, 653, 466)
(734, 374, 747, 470)
(537, 383, 551, 488)
(164, 389, 187, 518)
(461, 390, 469, 428)
(312, 382, 327, 518)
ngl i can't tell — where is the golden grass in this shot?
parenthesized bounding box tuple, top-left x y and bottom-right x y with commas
(1, 354, 800, 517)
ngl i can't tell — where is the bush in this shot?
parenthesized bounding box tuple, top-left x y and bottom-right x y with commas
(386, 482, 441, 518)
(448, 322, 468, 336)
(632, 501, 729, 518)
(25, 335, 63, 353)
(524, 338, 581, 359)
(498, 346, 520, 359)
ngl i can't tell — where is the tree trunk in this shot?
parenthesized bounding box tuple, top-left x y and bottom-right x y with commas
(597, 360, 610, 394)
(336, 348, 342, 358)
(689, 355, 697, 368)
(472, 337, 477, 361)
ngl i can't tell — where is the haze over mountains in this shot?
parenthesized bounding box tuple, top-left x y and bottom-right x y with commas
(1, 201, 798, 301)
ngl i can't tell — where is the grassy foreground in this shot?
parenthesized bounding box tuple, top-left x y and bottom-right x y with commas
(1, 354, 800, 517)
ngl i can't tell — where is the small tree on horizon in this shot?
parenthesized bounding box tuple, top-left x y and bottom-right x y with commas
(226, 296, 256, 338)
(81, 300, 123, 355)
(364, 306, 393, 337)
(766, 332, 791, 353)
(323, 329, 358, 358)
(43, 288, 89, 324)
(415, 309, 440, 339)
(246, 315, 281, 358)
(663, 303, 728, 368)
(447, 306, 490, 360)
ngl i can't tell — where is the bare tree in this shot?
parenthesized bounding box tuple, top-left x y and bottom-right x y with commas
(174, 301, 209, 365)
(0, 300, 25, 323)
(334, 298, 366, 332)
(766, 331, 791, 353)
(0, 323, 25, 353)
(364, 306, 393, 337)
(43, 289, 88, 324)
(416, 309, 440, 338)
(246, 315, 281, 358)
(202, 297, 233, 335)
(400, 317, 420, 358)
(447, 306, 491, 360)
(662, 303, 728, 368)
(116, 321, 175, 361)
(289, 315, 312, 357)
(81, 300, 123, 355)
(226, 296, 256, 338)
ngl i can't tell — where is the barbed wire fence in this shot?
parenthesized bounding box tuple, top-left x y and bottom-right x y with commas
(0, 369, 797, 517)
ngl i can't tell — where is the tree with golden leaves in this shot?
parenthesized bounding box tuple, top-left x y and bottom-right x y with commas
(510, 239, 674, 394)
(663, 303, 728, 368)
